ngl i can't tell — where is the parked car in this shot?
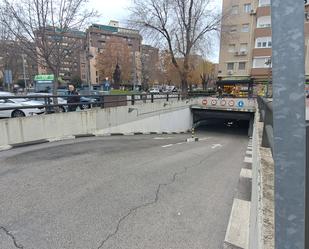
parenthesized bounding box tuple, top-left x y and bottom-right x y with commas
(56, 89, 98, 109)
(0, 92, 45, 118)
(163, 86, 178, 93)
(149, 88, 160, 94)
(27, 93, 67, 112)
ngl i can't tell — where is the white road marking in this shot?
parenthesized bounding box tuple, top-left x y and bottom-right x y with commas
(162, 144, 173, 148)
(177, 142, 185, 145)
(212, 144, 223, 149)
(154, 137, 173, 140)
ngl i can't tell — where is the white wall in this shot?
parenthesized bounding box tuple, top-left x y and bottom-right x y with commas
(0, 99, 194, 147)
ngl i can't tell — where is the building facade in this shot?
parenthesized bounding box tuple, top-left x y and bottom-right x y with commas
(36, 28, 87, 85)
(86, 21, 143, 87)
(141, 45, 160, 89)
(219, 0, 309, 96)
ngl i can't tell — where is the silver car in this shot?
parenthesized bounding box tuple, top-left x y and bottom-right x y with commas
(0, 92, 45, 118)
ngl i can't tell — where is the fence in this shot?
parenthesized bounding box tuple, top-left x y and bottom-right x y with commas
(0, 93, 182, 115)
(257, 96, 274, 155)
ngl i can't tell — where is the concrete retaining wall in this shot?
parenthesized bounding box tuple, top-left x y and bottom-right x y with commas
(249, 108, 274, 249)
(0, 99, 194, 147)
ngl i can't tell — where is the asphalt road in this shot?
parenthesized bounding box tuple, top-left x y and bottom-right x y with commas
(0, 125, 249, 249)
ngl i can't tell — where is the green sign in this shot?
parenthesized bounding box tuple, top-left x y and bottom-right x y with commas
(34, 75, 54, 81)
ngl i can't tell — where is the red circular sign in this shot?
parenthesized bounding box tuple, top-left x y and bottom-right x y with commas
(211, 99, 217, 106)
(220, 100, 227, 106)
(202, 99, 208, 105)
(229, 100, 235, 107)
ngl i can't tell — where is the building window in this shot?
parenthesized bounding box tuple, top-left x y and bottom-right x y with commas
(240, 43, 248, 52)
(253, 57, 271, 68)
(259, 0, 270, 7)
(231, 5, 239, 15)
(255, 37, 272, 48)
(239, 62, 246, 70)
(230, 25, 237, 32)
(227, 63, 234, 70)
(257, 16, 271, 28)
(228, 44, 236, 52)
(241, 24, 250, 32)
(305, 12, 309, 22)
(96, 71, 98, 76)
(244, 4, 252, 13)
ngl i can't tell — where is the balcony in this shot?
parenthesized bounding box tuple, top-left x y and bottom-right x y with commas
(252, 48, 272, 57)
(251, 68, 271, 78)
(255, 28, 272, 38)
(256, 6, 271, 17)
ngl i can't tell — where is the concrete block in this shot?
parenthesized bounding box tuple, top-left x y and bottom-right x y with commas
(0, 145, 12, 151)
(246, 150, 253, 156)
(224, 199, 251, 249)
(244, 157, 253, 164)
(48, 136, 76, 142)
(240, 168, 252, 179)
(186, 137, 199, 142)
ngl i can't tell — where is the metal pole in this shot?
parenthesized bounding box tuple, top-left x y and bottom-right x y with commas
(306, 121, 309, 248)
(272, 0, 306, 248)
(22, 54, 27, 91)
(133, 50, 136, 91)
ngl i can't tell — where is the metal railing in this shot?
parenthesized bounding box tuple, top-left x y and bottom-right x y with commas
(0, 93, 182, 114)
(257, 96, 274, 155)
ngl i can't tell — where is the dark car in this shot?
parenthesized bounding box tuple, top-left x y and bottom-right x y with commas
(56, 89, 98, 109)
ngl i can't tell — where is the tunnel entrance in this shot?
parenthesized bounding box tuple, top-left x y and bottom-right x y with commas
(192, 109, 254, 137)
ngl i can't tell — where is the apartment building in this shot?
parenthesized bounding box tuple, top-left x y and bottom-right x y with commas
(86, 21, 143, 86)
(37, 28, 87, 84)
(219, 0, 309, 95)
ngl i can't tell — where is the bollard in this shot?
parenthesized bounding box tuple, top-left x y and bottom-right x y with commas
(192, 128, 195, 138)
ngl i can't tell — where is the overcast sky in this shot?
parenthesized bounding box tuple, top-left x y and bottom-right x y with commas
(88, 0, 223, 62)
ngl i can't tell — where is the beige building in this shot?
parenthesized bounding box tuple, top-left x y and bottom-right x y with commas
(219, 0, 309, 95)
(86, 21, 143, 87)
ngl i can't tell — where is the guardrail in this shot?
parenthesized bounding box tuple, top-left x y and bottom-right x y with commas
(0, 93, 182, 114)
(257, 96, 274, 155)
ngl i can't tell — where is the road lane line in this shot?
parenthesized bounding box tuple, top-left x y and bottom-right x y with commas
(212, 144, 223, 149)
(162, 144, 173, 148)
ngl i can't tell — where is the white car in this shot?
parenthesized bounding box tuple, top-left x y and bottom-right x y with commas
(0, 92, 45, 118)
(149, 88, 160, 94)
(27, 93, 68, 112)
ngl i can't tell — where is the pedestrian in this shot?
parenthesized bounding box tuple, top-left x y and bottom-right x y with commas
(67, 84, 80, 112)
(217, 86, 223, 99)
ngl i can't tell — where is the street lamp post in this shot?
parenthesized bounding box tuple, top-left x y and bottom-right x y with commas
(86, 53, 93, 90)
(21, 54, 27, 91)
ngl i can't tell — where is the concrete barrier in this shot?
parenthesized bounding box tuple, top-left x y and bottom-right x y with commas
(0, 99, 194, 148)
(248, 107, 274, 249)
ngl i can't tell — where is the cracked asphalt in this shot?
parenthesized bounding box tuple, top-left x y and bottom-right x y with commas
(0, 125, 249, 249)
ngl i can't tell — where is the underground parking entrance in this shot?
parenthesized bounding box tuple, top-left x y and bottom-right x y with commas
(192, 109, 255, 137)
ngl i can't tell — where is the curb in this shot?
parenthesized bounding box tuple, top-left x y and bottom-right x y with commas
(0, 131, 189, 152)
(224, 138, 253, 249)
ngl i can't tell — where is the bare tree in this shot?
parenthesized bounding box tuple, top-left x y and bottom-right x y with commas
(96, 36, 132, 88)
(0, 0, 97, 96)
(130, 0, 221, 93)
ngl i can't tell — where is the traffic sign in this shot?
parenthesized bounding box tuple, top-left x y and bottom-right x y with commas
(4, 70, 12, 85)
(238, 100, 245, 108)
